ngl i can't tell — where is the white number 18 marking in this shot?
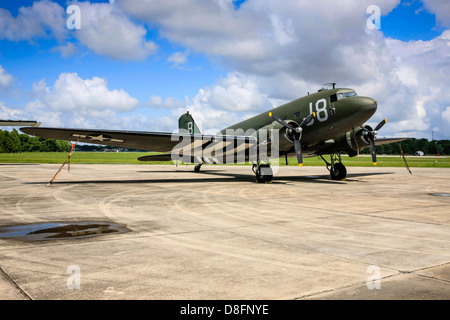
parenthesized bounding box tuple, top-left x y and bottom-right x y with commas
(307, 98, 329, 126)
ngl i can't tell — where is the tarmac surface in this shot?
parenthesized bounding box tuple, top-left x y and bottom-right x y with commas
(0, 163, 449, 300)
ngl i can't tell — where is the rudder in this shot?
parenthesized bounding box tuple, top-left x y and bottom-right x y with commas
(178, 111, 200, 134)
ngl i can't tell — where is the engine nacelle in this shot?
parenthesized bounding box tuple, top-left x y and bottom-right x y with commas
(334, 124, 373, 157)
(254, 120, 300, 153)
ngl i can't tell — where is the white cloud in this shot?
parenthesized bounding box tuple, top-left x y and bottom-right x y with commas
(147, 95, 186, 109)
(381, 30, 450, 136)
(2, 72, 141, 130)
(145, 72, 274, 131)
(0, 0, 66, 42)
(156, 72, 277, 133)
(0, 102, 22, 119)
(0, 65, 14, 89)
(198, 72, 272, 112)
(442, 107, 450, 123)
(118, 0, 268, 61)
(38, 72, 139, 113)
(0, 0, 157, 61)
(0, 100, 64, 128)
(24, 99, 63, 127)
(422, 0, 450, 27)
(269, 14, 295, 45)
(171, 101, 238, 134)
(51, 42, 78, 57)
(51, 42, 78, 58)
(167, 51, 189, 68)
(118, 0, 404, 84)
(72, 1, 158, 60)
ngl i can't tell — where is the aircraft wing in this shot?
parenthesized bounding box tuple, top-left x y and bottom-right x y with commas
(20, 127, 258, 163)
(297, 136, 410, 158)
(373, 137, 410, 146)
(20, 127, 182, 152)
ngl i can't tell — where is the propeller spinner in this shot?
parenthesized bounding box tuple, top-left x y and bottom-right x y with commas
(269, 112, 316, 166)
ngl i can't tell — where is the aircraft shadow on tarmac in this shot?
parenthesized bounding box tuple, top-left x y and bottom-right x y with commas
(24, 169, 394, 185)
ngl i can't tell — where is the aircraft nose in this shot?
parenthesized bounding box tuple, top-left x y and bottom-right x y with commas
(359, 97, 377, 113)
(335, 96, 378, 124)
(347, 96, 377, 118)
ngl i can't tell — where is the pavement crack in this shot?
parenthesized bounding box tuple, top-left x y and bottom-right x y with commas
(0, 265, 32, 300)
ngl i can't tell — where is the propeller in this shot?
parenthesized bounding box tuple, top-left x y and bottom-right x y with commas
(359, 119, 386, 165)
(269, 111, 316, 166)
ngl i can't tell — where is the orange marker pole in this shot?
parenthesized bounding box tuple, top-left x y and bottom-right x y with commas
(47, 160, 67, 186)
(68, 140, 79, 172)
(47, 139, 79, 186)
(398, 143, 412, 175)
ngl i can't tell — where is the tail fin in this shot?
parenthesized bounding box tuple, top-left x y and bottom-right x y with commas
(178, 111, 200, 134)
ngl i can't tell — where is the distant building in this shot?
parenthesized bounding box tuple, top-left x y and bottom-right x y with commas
(103, 148, 122, 152)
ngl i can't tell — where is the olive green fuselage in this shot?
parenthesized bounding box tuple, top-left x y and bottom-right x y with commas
(222, 88, 377, 155)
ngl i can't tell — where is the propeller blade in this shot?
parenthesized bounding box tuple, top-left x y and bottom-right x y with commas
(294, 138, 303, 166)
(299, 112, 316, 127)
(269, 112, 291, 129)
(369, 138, 377, 165)
(374, 119, 387, 131)
(360, 124, 378, 165)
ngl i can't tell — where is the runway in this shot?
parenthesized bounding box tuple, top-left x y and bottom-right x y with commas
(0, 163, 449, 299)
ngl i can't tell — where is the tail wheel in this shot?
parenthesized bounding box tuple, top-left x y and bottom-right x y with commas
(194, 164, 202, 173)
(330, 163, 347, 180)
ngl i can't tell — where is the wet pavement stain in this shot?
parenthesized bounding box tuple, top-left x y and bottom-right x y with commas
(0, 221, 130, 241)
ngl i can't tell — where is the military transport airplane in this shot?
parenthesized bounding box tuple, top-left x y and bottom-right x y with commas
(20, 84, 407, 183)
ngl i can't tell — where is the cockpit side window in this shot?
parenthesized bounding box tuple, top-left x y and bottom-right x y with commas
(344, 91, 357, 97)
(337, 91, 357, 99)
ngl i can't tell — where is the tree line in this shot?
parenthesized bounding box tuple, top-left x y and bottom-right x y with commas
(1, 129, 449, 155)
(359, 138, 450, 156)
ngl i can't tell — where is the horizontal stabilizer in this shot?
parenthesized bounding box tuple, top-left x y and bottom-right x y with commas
(138, 154, 173, 161)
(1, 120, 41, 127)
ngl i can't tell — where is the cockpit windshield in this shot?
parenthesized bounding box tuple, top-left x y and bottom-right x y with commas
(337, 91, 357, 99)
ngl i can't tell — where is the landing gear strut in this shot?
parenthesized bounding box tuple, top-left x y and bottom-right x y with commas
(252, 162, 273, 183)
(194, 163, 202, 173)
(320, 152, 347, 180)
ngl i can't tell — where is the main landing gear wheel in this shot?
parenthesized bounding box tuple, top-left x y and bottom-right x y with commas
(320, 153, 347, 180)
(253, 163, 273, 183)
(330, 162, 347, 180)
(194, 164, 202, 173)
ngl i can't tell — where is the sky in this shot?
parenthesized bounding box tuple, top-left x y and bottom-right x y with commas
(0, 0, 449, 139)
